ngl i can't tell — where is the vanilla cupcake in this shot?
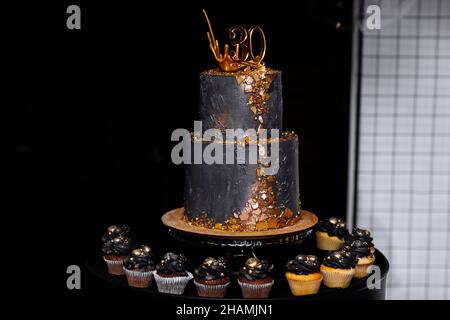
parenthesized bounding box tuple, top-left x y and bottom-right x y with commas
(320, 250, 357, 288)
(343, 240, 375, 278)
(101, 225, 131, 275)
(316, 217, 348, 251)
(154, 252, 193, 295)
(285, 254, 322, 296)
(123, 245, 155, 288)
(345, 227, 375, 255)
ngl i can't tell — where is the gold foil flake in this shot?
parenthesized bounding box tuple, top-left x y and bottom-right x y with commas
(214, 223, 224, 230)
(267, 217, 278, 229)
(236, 76, 245, 85)
(284, 208, 294, 218)
(255, 220, 269, 230)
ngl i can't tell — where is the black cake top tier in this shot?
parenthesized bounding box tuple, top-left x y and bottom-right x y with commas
(199, 67, 282, 132)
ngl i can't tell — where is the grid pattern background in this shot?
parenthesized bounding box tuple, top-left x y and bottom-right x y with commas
(357, 0, 450, 299)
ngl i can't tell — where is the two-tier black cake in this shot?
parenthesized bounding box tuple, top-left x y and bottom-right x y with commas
(182, 12, 301, 232)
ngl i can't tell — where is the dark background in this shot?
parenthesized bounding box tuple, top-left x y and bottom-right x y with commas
(3, 0, 353, 300)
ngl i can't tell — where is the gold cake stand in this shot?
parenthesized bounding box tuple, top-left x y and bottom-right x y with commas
(162, 207, 318, 247)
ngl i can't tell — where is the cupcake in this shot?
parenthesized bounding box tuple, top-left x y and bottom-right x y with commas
(320, 250, 357, 288)
(285, 254, 322, 296)
(101, 225, 131, 275)
(154, 252, 193, 295)
(316, 217, 348, 251)
(237, 257, 274, 298)
(345, 227, 376, 255)
(193, 257, 230, 297)
(123, 245, 155, 288)
(343, 240, 375, 278)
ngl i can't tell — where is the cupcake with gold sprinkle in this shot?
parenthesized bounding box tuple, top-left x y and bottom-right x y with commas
(194, 257, 230, 297)
(101, 225, 131, 275)
(238, 257, 274, 298)
(123, 245, 155, 288)
(320, 250, 357, 288)
(285, 254, 322, 296)
(345, 227, 375, 255)
(316, 217, 348, 251)
(343, 240, 375, 278)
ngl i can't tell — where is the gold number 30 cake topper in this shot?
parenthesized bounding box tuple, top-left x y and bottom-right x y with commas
(203, 10, 266, 72)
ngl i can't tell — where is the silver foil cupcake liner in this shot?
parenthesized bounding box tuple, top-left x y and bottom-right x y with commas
(154, 271, 193, 295)
(103, 256, 125, 275)
(123, 268, 154, 288)
(237, 279, 274, 298)
(193, 280, 230, 297)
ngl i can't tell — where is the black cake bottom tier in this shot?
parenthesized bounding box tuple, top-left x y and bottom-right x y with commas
(184, 133, 299, 231)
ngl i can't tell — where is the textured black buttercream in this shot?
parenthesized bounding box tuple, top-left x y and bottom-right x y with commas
(156, 252, 188, 276)
(317, 217, 348, 239)
(194, 257, 229, 280)
(343, 240, 372, 258)
(184, 137, 299, 223)
(239, 257, 273, 280)
(199, 71, 282, 131)
(286, 254, 320, 275)
(123, 245, 155, 271)
(345, 228, 373, 246)
(101, 225, 131, 256)
(322, 250, 358, 269)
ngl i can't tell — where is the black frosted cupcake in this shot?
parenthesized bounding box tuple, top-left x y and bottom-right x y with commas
(320, 250, 358, 288)
(342, 240, 375, 278)
(101, 225, 131, 275)
(237, 257, 274, 298)
(123, 245, 155, 288)
(154, 252, 193, 295)
(316, 217, 348, 251)
(345, 227, 375, 254)
(285, 254, 322, 296)
(194, 257, 230, 297)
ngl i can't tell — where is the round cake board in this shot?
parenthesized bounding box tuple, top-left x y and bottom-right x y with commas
(161, 208, 318, 246)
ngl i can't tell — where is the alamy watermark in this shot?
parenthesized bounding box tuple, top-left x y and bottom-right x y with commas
(171, 121, 280, 175)
(66, 265, 81, 289)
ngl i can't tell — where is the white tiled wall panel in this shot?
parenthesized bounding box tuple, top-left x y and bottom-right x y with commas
(358, 0, 450, 299)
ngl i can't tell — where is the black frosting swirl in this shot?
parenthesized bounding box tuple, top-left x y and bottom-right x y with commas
(123, 245, 155, 271)
(101, 225, 131, 256)
(194, 257, 229, 280)
(239, 257, 273, 280)
(343, 240, 372, 258)
(317, 217, 348, 239)
(322, 250, 358, 269)
(285, 254, 320, 275)
(345, 228, 373, 246)
(156, 252, 188, 276)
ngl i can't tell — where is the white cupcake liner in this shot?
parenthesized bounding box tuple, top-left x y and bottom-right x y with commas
(193, 280, 230, 297)
(237, 279, 274, 298)
(124, 268, 154, 287)
(321, 268, 355, 288)
(154, 271, 193, 295)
